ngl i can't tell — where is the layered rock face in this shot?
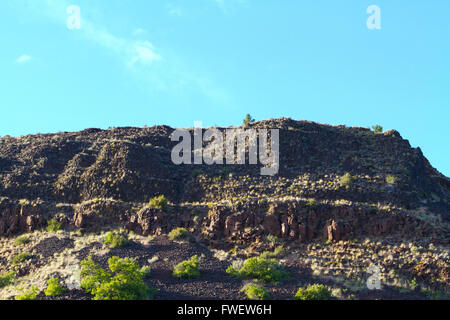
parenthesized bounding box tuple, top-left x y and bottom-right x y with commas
(0, 118, 449, 242)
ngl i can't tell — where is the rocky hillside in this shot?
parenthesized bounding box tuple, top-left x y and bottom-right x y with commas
(0, 118, 448, 241)
(0, 118, 449, 300)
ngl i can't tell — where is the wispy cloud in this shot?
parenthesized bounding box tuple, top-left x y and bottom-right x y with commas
(129, 41, 162, 66)
(166, 3, 183, 17)
(79, 20, 161, 67)
(208, 0, 248, 14)
(8, 0, 162, 69)
(132, 28, 147, 36)
(15, 54, 32, 64)
(9, 0, 230, 105)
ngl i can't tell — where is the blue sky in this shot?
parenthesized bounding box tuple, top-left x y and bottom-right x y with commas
(0, 0, 449, 176)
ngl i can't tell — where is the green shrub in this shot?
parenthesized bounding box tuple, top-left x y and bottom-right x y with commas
(0, 271, 15, 288)
(386, 175, 397, 184)
(372, 125, 383, 133)
(265, 235, 281, 244)
(46, 219, 62, 232)
(339, 173, 353, 187)
(44, 277, 65, 297)
(295, 284, 332, 300)
(421, 288, 448, 300)
(15, 235, 30, 245)
(12, 252, 31, 264)
(243, 114, 255, 126)
(306, 199, 318, 209)
(241, 284, 271, 300)
(260, 246, 287, 260)
(173, 255, 200, 279)
(227, 257, 290, 284)
(140, 266, 151, 279)
(148, 195, 168, 210)
(168, 227, 190, 241)
(104, 232, 129, 248)
(409, 279, 418, 290)
(15, 286, 40, 300)
(80, 255, 155, 300)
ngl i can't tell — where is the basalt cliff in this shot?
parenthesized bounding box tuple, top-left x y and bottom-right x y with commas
(0, 118, 449, 300)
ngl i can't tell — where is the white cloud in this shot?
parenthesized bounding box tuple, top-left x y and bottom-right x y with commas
(15, 54, 32, 64)
(9, 0, 230, 105)
(129, 41, 162, 66)
(132, 28, 146, 36)
(208, 0, 248, 14)
(167, 3, 182, 16)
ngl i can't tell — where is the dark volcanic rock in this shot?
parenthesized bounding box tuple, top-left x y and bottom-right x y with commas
(0, 118, 448, 240)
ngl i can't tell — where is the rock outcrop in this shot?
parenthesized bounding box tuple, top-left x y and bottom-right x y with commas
(0, 118, 449, 241)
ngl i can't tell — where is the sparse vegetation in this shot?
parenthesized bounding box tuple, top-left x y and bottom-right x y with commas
(243, 114, 255, 126)
(339, 173, 353, 187)
(260, 245, 287, 260)
(0, 119, 448, 301)
(104, 232, 129, 248)
(140, 266, 151, 278)
(295, 284, 332, 300)
(386, 175, 397, 184)
(372, 125, 383, 133)
(265, 235, 281, 244)
(227, 257, 290, 284)
(44, 277, 65, 297)
(241, 283, 271, 300)
(168, 227, 190, 241)
(15, 234, 30, 245)
(46, 219, 62, 232)
(147, 195, 168, 211)
(0, 271, 15, 288)
(12, 252, 31, 264)
(306, 199, 318, 209)
(80, 255, 155, 300)
(15, 286, 40, 300)
(409, 278, 418, 291)
(173, 255, 200, 279)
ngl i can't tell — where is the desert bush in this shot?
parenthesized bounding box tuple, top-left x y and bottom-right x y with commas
(265, 235, 281, 244)
(44, 277, 65, 297)
(260, 246, 287, 260)
(227, 257, 289, 284)
(243, 114, 255, 126)
(306, 199, 318, 209)
(386, 175, 397, 184)
(140, 266, 151, 278)
(12, 252, 31, 264)
(295, 284, 332, 300)
(0, 271, 15, 288)
(372, 125, 383, 133)
(241, 283, 271, 300)
(15, 235, 30, 245)
(147, 195, 168, 210)
(339, 173, 353, 187)
(15, 286, 40, 300)
(104, 232, 129, 248)
(46, 219, 62, 232)
(168, 227, 190, 241)
(80, 255, 155, 300)
(173, 255, 200, 279)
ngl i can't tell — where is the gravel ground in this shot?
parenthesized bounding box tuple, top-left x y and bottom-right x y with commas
(1, 233, 448, 300)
